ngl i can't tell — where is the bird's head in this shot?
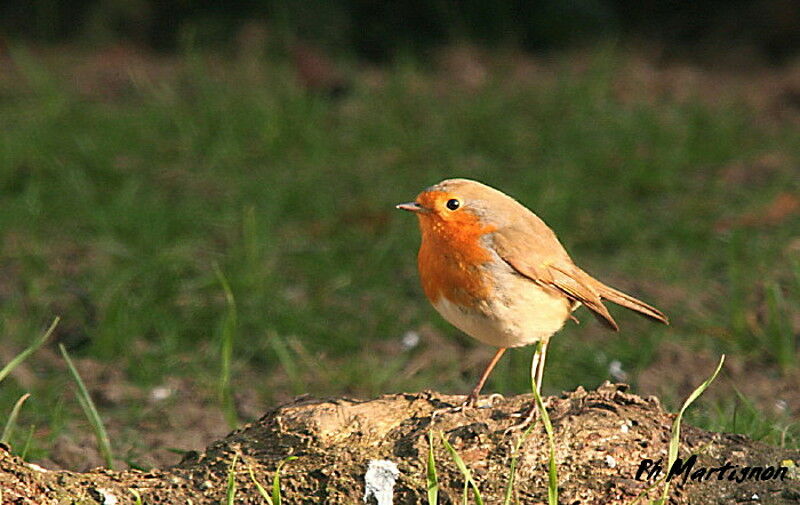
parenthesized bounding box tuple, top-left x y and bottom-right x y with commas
(396, 178, 520, 235)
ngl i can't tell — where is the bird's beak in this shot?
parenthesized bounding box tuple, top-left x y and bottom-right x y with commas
(396, 202, 425, 213)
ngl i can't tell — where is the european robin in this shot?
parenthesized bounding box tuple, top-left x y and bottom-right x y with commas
(397, 178, 668, 406)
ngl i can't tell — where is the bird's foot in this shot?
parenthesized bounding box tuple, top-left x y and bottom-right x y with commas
(430, 393, 504, 422)
(465, 392, 504, 409)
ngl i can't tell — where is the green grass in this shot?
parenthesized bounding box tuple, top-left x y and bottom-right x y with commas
(226, 453, 238, 505)
(658, 355, 725, 505)
(531, 345, 558, 505)
(0, 317, 59, 384)
(440, 431, 484, 505)
(0, 43, 798, 461)
(214, 262, 239, 429)
(1, 393, 31, 445)
(427, 431, 439, 505)
(1, 317, 58, 448)
(248, 455, 297, 505)
(503, 422, 534, 505)
(59, 343, 115, 468)
(502, 344, 555, 505)
(130, 488, 144, 505)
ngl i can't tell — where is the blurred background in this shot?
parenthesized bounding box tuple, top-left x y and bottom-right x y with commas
(0, 0, 798, 471)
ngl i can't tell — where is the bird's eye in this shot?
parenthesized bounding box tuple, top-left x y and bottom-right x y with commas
(445, 199, 460, 211)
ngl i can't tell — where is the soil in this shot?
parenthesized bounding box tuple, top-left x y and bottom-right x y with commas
(1, 384, 798, 504)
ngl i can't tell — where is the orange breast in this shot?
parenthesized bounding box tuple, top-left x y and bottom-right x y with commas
(417, 214, 496, 307)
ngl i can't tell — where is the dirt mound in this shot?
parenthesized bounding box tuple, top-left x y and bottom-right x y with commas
(1, 383, 798, 504)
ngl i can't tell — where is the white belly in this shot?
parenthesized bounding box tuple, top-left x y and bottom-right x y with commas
(432, 268, 571, 348)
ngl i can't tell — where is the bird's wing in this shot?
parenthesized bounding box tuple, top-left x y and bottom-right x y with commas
(492, 220, 620, 331)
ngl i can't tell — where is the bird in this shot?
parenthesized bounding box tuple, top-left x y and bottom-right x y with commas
(397, 178, 669, 406)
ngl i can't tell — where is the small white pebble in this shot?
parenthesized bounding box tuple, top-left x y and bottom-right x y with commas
(401, 331, 420, 350)
(605, 455, 617, 468)
(364, 459, 400, 505)
(97, 488, 118, 505)
(620, 423, 629, 434)
(150, 386, 173, 402)
(752, 493, 760, 500)
(26, 463, 48, 473)
(608, 360, 627, 381)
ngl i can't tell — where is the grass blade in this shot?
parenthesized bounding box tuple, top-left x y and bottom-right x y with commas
(533, 379, 558, 505)
(226, 454, 239, 505)
(59, 343, 115, 469)
(248, 455, 297, 505)
(439, 432, 484, 505)
(503, 417, 537, 505)
(529, 341, 558, 505)
(267, 332, 303, 395)
(20, 424, 35, 460)
(271, 455, 297, 505)
(1, 393, 31, 445)
(248, 464, 274, 505)
(214, 263, 239, 429)
(658, 354, 725, 505)
(130, 488, 144, 505)
(427, 431, 439, 505)
(0, 317, 60, 384)
(765, 282, 794, 373)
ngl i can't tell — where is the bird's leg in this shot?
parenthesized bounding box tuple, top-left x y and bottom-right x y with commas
(464, 347, 507, 406)
(430, 347, 508, 421)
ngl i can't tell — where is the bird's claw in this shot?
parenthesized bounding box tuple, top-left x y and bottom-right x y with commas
(430, 393, 505, 422)
(465, 392, 504, 409)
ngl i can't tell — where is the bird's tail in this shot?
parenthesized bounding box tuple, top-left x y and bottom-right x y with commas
(594, 281, 669, 325)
